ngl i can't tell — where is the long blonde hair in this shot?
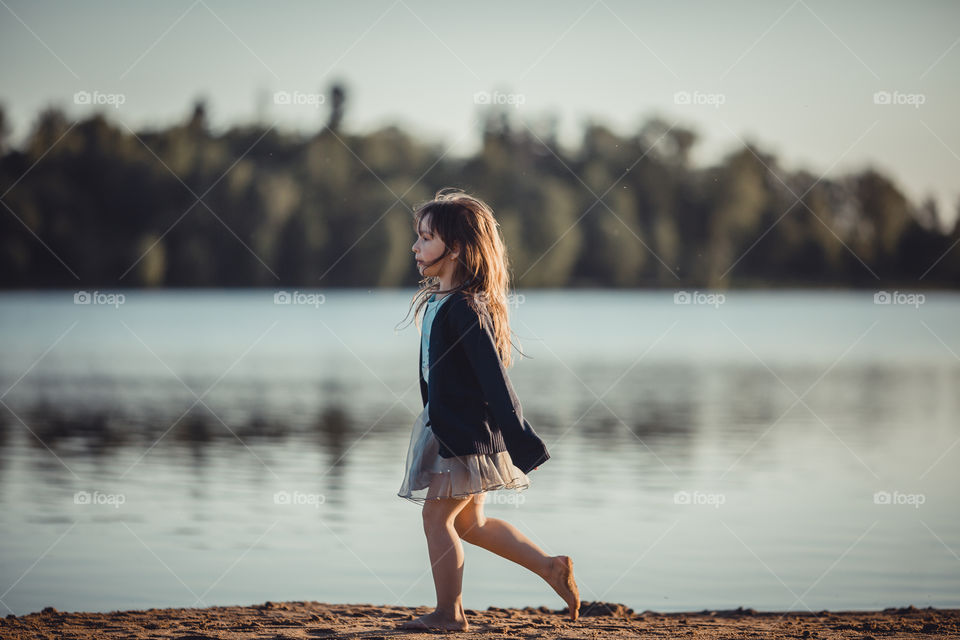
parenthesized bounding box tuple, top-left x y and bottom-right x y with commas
(397, 188, 526, 368)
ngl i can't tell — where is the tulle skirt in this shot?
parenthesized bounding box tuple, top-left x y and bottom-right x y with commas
(397, 402, 530, 504)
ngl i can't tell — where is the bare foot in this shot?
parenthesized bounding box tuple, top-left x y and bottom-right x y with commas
(396, 609, 469, 631)
(545, 555, 580, 621)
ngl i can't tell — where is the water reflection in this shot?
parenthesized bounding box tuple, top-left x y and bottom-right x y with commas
(3, 356, 956, 490)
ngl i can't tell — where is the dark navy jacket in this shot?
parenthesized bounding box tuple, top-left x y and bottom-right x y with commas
(419, 290, 550, 474)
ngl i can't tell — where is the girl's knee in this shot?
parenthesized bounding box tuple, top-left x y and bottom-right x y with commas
(421, 497, 467, 527)
(453, 499, 486, 540)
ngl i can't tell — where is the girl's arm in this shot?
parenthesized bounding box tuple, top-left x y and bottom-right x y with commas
(448, 299, 550, 473)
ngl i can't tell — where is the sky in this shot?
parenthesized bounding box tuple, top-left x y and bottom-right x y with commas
(2, 0, 959, 228)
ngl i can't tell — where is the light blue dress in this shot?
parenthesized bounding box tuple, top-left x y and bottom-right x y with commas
(398, 291, 530, 504)
(420, 291, 452, 384)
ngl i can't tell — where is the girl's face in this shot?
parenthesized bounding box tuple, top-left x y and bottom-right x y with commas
(412, 213, 450, 277)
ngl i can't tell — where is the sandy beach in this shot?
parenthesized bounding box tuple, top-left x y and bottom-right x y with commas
(2, 600, 957, 639)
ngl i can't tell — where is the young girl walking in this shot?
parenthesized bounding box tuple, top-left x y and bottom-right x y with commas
(396, 188, 580, 631)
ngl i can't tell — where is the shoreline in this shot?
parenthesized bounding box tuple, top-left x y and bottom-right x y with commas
(2, 600, 957, 639)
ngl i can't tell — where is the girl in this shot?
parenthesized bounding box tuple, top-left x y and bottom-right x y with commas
(395, 188, 580, 631)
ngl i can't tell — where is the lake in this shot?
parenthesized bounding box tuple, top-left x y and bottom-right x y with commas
(0, 288, 957, 616)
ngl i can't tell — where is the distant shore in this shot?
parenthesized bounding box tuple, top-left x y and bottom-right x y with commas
(2, 600, 957, 639)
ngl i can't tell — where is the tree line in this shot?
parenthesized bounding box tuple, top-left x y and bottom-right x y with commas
(1, 86, 957, 289)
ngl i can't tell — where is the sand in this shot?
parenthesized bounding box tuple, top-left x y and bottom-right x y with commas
(2, 600, 957, 639)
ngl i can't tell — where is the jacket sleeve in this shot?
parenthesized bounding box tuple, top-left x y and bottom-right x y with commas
(419, 333, 428, 407)
(447, 298, 550, 473)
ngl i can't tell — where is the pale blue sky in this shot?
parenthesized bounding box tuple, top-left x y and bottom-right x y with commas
(2, 0, 958, 226)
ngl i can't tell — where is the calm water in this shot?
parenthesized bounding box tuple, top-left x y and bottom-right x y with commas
(0, 289, 958, 616)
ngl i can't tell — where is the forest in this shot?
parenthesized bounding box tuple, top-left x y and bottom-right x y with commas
(1, 83, 956, 289)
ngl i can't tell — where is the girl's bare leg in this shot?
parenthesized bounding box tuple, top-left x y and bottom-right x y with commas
(398, 479, 472, 631)
(454, 493, 581, 621)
